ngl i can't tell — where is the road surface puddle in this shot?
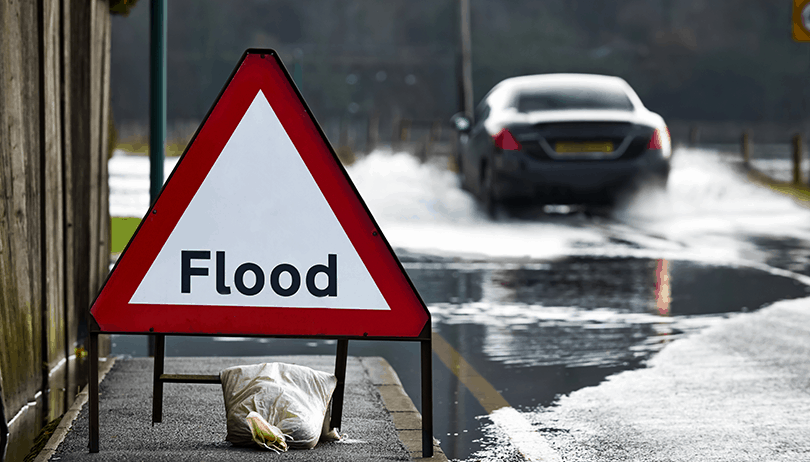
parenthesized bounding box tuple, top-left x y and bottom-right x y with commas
(406, 255, 809, 372)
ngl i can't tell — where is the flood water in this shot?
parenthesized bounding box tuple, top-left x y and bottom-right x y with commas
(110, 253, 810, 460)
(109, 146, 810, 460)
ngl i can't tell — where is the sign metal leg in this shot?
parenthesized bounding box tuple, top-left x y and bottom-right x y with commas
(421, 337, 433, 458)
(89, 333, 99, 453)
(330, 339, 349, 430)
(152, 334, 166, 424)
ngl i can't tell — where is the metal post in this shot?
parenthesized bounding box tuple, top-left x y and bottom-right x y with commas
(421, 337, 434, 458)
(793, 133, 803, 184)
(88, 333, 99, 453)
(152, 334, 166, 424)
(330, 339, 349, 430)
(148, 0, 167, 358)
(459, 0, 474, 118)
(149, 0, 166, 204)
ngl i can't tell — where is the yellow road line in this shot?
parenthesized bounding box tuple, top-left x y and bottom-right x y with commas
(431, 331, 509, 414)
(431, 330, 562, 462)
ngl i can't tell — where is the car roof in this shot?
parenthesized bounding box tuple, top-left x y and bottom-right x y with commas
(484, 73, 643, 110)
(497, 73, 630, 88)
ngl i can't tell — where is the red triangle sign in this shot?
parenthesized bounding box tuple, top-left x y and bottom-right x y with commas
(91, 49, 430, 338)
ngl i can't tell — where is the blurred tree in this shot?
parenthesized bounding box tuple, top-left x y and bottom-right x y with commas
(109, 0, 810, 134)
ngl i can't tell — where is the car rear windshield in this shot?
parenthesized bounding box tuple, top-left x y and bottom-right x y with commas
(514, 86, 634, 112)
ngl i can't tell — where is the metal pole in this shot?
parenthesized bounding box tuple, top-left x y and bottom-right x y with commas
(149, 0, 166, 207)
(88, 333, 99, 453)
(148, 0, 166, 357)
(421, 337, 433, 458)
(330, 339, 349, 431)
(152, 334, 166, 424)
(459, 0, 474, 117)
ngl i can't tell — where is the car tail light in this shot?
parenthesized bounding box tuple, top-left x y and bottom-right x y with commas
(493, 128, 522, 151)
(648, 127, 670, 150)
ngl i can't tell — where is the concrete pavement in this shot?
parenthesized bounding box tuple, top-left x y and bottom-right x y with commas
(40, 355, 446, 462)
(533, 297, 810, 461)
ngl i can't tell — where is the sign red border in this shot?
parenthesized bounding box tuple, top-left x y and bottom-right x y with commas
(91, 49, 429, 338)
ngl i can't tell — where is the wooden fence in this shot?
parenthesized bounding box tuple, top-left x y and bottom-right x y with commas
(315, 115, 455, 164)
(0, 1, 112, 460)
(739, 131, 809, 186)
(669, 120, 810, 187)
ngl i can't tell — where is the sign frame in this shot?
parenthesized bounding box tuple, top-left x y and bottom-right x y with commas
(87, 49, 433, 457)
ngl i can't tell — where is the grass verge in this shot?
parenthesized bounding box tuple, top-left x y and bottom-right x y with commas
(111, 217, 142, 254)
(116, 141, 188, 157)
(747, 168, 810, 205)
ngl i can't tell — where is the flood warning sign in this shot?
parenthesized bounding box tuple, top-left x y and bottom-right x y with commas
(89, 50, 428, 338)
(129, 92, 388, 310)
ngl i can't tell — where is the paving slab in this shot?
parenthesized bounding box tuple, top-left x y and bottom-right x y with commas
(43, 355, 447, 462)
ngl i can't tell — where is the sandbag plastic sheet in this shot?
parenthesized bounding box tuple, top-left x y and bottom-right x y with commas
(220, 362, 340, 451)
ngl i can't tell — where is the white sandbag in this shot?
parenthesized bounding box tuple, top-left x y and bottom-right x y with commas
(220, 362, 340, 450)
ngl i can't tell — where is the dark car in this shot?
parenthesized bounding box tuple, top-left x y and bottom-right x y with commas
(452, 73, 671, 215)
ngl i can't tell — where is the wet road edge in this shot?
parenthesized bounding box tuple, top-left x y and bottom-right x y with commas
(359, 357, 448, 461)
(33, 357, 117, 462)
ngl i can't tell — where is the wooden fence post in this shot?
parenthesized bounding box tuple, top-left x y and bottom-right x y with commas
(391, 112, 401, 150)
(0, 3, 45, 460)
(367, 113, 379, 153)
(741, 131, 751, 167)
(689, 125, 700, 147)
(42, 0, 67, 425)
(400, 119, 411, 143)
(0, 0, 110, 457)
(793, 133, 803, 185)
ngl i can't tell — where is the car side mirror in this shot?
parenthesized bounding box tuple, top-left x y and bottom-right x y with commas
(451, 112, 471, 132)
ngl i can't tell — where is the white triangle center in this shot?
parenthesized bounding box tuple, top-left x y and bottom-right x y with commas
(130, 91, 390, 310)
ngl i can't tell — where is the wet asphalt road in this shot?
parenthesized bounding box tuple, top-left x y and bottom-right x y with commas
(111, 211, 810, 461)
(109, 148, 810, 461)
(401, 241, 810, 460)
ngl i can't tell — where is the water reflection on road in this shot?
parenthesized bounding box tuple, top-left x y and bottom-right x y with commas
(406, 255, 809, 460)
(409, 255, 808, 369)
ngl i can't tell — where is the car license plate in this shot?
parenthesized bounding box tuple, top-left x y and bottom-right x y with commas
(554, 141, 614, 153)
